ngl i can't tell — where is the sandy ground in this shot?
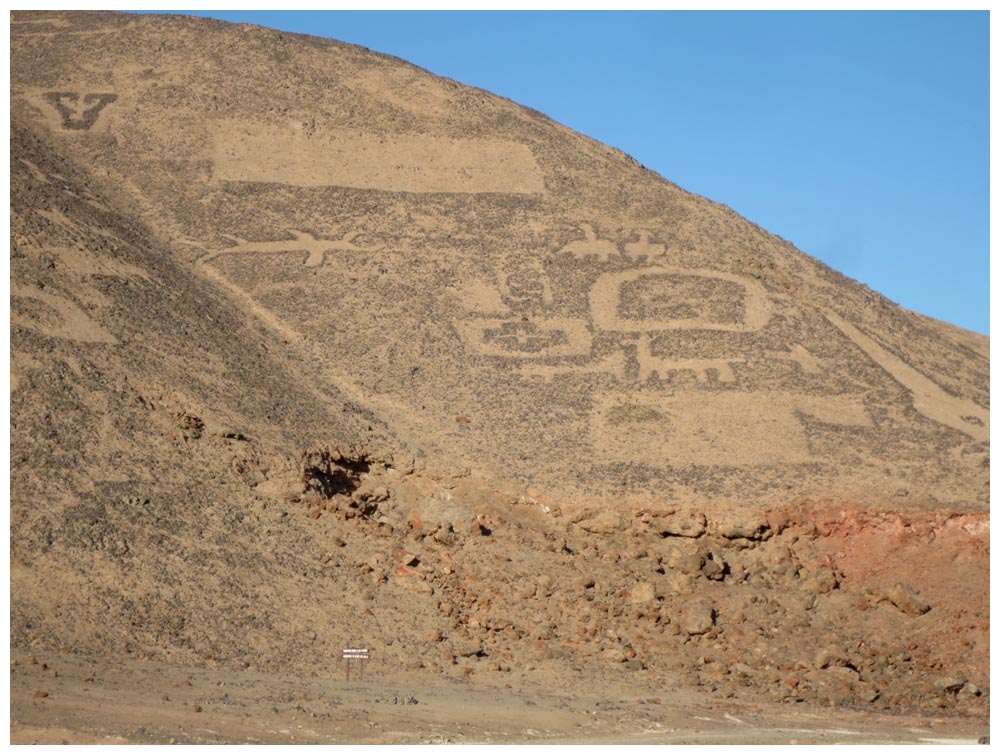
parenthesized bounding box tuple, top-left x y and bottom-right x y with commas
(10, 650, 987, 745)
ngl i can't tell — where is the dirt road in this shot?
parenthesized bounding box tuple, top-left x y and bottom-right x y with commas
(10, 650, 987, 745)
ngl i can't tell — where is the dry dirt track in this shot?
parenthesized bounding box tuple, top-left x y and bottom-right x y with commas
(10, 651, 987, 745)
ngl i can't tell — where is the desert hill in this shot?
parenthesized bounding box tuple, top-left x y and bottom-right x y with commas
(10, 11, 989, 742)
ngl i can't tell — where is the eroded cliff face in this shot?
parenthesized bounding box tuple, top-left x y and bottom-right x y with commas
(10, 10, 988, 724)
(254, 469, 991, 714)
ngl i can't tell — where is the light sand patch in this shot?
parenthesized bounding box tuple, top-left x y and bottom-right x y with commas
(11, 15, 72, 27)
(347, 66, 458, 120)
(558, 223, 620, 262)
(212, 122, 544, 194)
(632, 343, 821, 384)
(590, 266, 772, 333)
(202, 230, 383, 268)
(766, 343, 822, 374)
(48, 244, 153, 283)
(18, 159, 52, 184)
(457, 277, 511, 316)
(10, 725, 129, 745)
(518, 351, 628, 380)
(823, 309, 988, 441)
(592, 390, 872, 466)
(635, 335, 742, 383)
(623, 230, 666, 260)
(456, 317, 592, 359)
(11, 284, 117, 344)
(11, 29, 123, 38)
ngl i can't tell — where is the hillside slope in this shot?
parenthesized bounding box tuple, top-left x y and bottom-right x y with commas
(10, 10, 989, 734)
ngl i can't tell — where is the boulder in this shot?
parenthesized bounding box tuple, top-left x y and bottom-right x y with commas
(665, 571, 698, 595)
(601, 647, 627, 663)
(714, 513, 771, 540)
(577, 510, 624, 534)
(801, 567, 839, 594)
(656, 511, 706, 538)
(680, 602, 715, 635)
(730, 662, 756, 679)
(397, 575, 433, 595)
(393, 549, 420, 567)
(887, 582, 931, 615)
(814, 646, 852, 670)
(408, 499, 478, 537)
(662, 543, 704, 574)
(452, 639, 483, 658)
(628, 581, 657, 605)
(700, 552, 726, 581)
(394, 565, 425, 580)
(439, 551, 455, 575)
(254, 474, 306, 501)
(932, 676, 968, 694)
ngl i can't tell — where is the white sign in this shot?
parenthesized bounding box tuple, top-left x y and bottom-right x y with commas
(342, 644, 370, 681)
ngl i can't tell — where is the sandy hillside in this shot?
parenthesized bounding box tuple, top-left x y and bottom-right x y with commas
(9, 10, 989, 743)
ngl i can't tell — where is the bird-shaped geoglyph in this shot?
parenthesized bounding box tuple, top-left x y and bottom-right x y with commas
(202, 230, 383, 268)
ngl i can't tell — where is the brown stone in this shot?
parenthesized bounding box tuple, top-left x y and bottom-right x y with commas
(410, 510, 423, 531)
(663, 543, 704, 574)
(440, 552, 454, 575)
(680, 602, 714, 636)
(393, 549, 420, 567)
(577, 510, 623, 534)
(254, 475, 306, 501)
(602, 647, 627, 663)
(714, 513, 771, 540)
(814, 646, 851, 670)
(801, 567, 839, 594)
(628, 582, 656, 605)
(887, 582, 930, 615)
(657, 511, 706, 538)
(398, 577, 433, 595)
(665, 571, 698, 594)
(700, 552, 726, 581)
(932, 676, 968, 693)
(394, 565, 425, 580)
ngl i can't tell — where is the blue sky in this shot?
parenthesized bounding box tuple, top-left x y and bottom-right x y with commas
(143, 10, 989, 334)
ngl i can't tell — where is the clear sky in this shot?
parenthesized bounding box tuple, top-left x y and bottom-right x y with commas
(142, 10, 989, 334)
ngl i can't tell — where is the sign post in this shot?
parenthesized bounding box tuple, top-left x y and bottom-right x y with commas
(342, 644, 369, 681)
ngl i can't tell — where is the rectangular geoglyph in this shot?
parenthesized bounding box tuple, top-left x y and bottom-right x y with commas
(213, 122, 545, 194)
